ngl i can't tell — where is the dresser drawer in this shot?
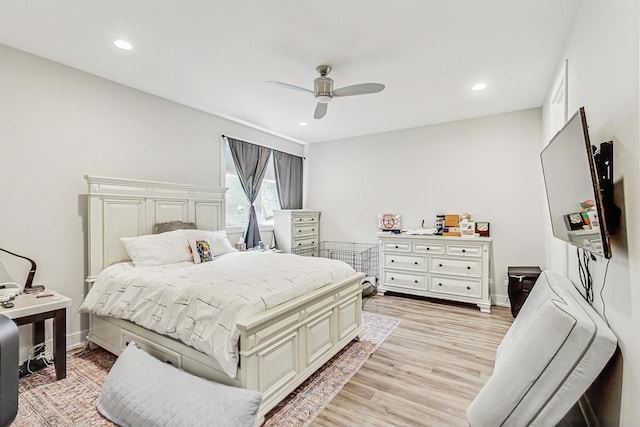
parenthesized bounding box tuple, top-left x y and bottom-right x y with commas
(383, 241, 411, 252)
(383, 253, 427, 271)
(446, 244, 483, 257)
(293, 224, 318, 238)
(429, 257, 482, 277)
(428, 275, 482, 298)
(293, 236, 318, 249)
(413, 242, 445, 254)
(292, 214, 319, 224)
(383, 271, 427, 290)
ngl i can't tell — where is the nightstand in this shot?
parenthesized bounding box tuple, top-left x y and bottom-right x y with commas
(0, 292, 71, 380)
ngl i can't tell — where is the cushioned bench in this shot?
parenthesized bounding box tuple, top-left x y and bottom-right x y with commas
(467, 270, 617, 426)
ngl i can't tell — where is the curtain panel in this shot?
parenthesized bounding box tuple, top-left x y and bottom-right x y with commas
(227, 137, 272, 248)
(273, 151, 303, 210)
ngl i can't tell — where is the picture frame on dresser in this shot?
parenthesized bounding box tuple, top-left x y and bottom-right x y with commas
(475, 222, 490, 237)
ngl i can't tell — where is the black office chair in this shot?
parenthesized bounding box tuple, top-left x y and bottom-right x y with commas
(0, 314, 18, 427)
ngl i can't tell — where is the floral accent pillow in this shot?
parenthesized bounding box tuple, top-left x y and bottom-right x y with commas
(188, 239, 214, 264)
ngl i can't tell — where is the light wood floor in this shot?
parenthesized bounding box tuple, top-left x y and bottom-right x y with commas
(313, 294, 588, 427)
(312, 294, 514, 426)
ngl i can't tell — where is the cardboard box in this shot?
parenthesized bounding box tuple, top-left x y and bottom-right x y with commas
(445, 214, 459, 227)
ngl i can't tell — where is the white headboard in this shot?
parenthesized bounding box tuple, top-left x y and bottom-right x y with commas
(85, 175, 226, 282)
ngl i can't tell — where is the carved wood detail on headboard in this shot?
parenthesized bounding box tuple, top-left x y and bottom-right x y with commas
(85, 175, 226, 283)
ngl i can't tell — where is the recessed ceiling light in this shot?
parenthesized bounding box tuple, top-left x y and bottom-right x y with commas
(114, 40, 133, 50)
(298, 122, 308, 127)
(472, 83, 487, 91)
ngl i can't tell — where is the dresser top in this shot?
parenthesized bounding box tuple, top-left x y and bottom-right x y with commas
(377, 232, 492, 242)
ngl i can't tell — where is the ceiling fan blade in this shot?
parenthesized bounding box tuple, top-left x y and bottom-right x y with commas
(314, 102, 328, 119)
(266, 81, 314, 94)
(332, 83, 385, 97)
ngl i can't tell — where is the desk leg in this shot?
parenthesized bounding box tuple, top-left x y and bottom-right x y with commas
(33, 320, 45, 347)
(53, 308, 66, 380)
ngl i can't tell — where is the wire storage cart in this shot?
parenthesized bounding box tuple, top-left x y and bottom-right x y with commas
(294, 241, 379, 279)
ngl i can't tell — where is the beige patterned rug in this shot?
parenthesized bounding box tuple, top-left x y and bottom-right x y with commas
(14, 312, 399, 427)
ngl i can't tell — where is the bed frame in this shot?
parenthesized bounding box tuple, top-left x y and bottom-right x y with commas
(84, 176, 364, 420)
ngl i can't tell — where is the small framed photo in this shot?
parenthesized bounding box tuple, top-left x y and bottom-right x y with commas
(460, 221, 475, 236)
(475, 222, 490, 237)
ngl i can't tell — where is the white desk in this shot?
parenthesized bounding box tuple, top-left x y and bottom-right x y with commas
(0, 292, 71, 379)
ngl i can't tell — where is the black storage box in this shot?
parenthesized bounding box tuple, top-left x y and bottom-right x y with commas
(508, 266, 542, 317)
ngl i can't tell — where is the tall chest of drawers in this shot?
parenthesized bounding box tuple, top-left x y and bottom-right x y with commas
(378, 233, 492, 313)
(274, 210, 320, 256)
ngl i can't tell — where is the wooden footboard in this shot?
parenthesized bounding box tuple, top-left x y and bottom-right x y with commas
(87, 272, 364, 419)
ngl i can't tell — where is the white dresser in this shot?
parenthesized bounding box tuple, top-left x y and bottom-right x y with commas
(378, 233, 492, 313)
(274, 210, 320, 256)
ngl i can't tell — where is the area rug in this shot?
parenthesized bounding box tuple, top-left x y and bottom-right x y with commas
(14, 311, 399, 427)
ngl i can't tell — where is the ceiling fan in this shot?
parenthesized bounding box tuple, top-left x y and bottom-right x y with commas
(267, 65, 385, 119)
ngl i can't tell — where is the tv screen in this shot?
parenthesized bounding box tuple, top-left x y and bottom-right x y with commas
(541, 107, 613, 258)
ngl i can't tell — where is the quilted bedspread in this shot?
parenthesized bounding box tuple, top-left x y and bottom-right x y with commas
(80, 251, 355, 378)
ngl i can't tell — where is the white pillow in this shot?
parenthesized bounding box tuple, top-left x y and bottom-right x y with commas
(183, 230, 237, 257)
(121, 230, 192, 267)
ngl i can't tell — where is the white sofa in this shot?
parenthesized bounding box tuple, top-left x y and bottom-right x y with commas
(467, 270, 617, 426)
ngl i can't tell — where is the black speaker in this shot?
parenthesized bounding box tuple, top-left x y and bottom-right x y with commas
(0, 314, 18, 427)
(508, 266, 542, 317)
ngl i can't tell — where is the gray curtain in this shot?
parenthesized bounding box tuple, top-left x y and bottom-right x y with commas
(227, 137, 272, 248)
(273, 151, 303, 209)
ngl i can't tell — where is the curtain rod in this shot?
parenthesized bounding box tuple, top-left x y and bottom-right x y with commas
(221, 134, 306, 159)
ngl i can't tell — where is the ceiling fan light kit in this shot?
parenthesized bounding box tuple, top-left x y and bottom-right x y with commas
(268, 64, 385, 119)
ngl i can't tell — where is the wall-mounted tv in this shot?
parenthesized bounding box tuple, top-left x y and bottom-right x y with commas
(541, 107, 619, 259)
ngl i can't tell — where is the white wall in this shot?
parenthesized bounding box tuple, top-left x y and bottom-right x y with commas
(541, 0, 639, 424)
(304, 108, 546, 304)
(0, 43, 303, 358)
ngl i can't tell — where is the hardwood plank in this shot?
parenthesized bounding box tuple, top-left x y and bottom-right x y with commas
(312, 294, 512, 426)
(313, 294, 586, 426)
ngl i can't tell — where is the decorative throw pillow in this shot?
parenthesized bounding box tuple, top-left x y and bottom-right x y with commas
(96, 342, 262, 427)
(188, 239, 214, 264)
(121, 230, 191, 267)
(183, 230, 237, 257)
(153, 221, 197, 234)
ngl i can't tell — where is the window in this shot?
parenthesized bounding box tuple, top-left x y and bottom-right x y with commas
(225, 143, 280, 227)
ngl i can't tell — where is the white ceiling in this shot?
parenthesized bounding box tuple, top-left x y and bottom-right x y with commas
(0, 1, 581, 144)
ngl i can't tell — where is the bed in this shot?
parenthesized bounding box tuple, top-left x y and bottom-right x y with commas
(82, 176, 364, 420)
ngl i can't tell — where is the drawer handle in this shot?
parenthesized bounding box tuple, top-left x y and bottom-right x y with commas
(426, 247, 430, 251)
(438, 283, 443, 286)
(391, 277, 395, 280)
(298, 243, 302, 246)
(462, 249, 466, 253)
(467, 266, 471, 270)
(312, 228, 315, 231)
(391, 259, 395, 263)
(414, 261, 418, 265)
(438, 264, 443, 267)
(312, 241, 315, 245)
(466, 286, 471, 290)
(395, 245, 399, 248)
(414, 280, 418, 284)
(298, 229, 301, 232)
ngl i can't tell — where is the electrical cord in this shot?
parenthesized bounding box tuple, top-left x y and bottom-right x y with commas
(576, 247, 593, 304)
(600, 258, 611, 327)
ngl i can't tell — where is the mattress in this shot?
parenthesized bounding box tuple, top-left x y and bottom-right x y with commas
(467, 270, 617, 426)
(80, 251, 356, 378)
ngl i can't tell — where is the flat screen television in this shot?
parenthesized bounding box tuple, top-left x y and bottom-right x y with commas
(541, 107, 619, 259)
